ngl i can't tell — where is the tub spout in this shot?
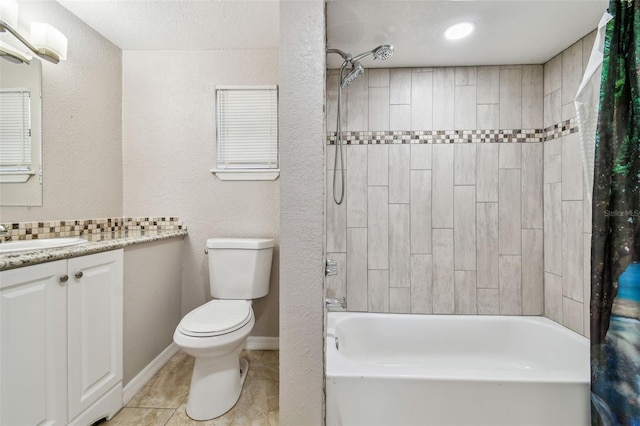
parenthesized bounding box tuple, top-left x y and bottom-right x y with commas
(326, 297, 347, 310)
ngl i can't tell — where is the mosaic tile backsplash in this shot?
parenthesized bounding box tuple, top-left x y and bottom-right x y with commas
(0, 217, 185, 242)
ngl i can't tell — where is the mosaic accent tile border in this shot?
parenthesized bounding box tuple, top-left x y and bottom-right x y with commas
(0, 217, 185, 242)
(543, 118, 580, 141)
(327, 118, 579, 145)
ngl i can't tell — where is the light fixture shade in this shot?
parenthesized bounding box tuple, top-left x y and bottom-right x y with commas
(31, 22, 67, 60)
(0, 40, 33, 63)
(0, 0, 19, 28)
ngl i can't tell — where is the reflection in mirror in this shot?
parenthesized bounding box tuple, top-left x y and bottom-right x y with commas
(0, 57, 42, 206)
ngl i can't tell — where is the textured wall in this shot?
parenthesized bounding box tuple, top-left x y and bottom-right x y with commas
(122, 50, 280, 337)
(279, 1, 326, 425)
(0, 1, 122, 222)
(123, 238, 184, 385)
(543, 31, 597, 338)
(326, 65, 545, 316)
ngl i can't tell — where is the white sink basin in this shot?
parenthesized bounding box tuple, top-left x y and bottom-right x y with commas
(0, 237, 87, 254)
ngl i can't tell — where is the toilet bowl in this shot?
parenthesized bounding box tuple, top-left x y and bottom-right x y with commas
(173, 238, 274, 421)
(173, 300, 255, 420)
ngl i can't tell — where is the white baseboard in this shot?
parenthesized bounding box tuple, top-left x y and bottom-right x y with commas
(245, 336, 279, 350)
(122, 343, 181, 405)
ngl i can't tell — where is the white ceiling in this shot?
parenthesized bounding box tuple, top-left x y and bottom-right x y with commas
(58, 0, 280, 51)
(326, 0, 609, 68)
(58, 0, 608, 67)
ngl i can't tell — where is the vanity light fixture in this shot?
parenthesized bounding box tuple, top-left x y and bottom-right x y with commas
(0, 0, 67, 64)
(0, 39, 31, 63)
(444, 22, 474, 40)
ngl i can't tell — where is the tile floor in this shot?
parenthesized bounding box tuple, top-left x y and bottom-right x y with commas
(101, 350, 279, 425)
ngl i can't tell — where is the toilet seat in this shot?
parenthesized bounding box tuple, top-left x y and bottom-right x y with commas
(179, 300, 252, 337)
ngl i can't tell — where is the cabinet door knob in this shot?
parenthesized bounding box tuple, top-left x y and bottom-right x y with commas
(74, 271, 83, 279)
(59, 274, 69, 283)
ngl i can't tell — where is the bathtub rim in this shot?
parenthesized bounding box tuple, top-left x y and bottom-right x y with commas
(326, 312, 589, 384)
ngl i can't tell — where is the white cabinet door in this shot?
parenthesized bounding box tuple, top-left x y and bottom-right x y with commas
(67, 250, 123, 421)
(0, 260, 68, 426)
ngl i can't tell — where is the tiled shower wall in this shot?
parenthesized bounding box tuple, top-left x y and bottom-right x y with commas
(326, 64, 545, 316)
(326, 65, 543, 133)
(543, 31, 597, 337)
(326, 32, 596, 335)
(326, 141, 544, 315)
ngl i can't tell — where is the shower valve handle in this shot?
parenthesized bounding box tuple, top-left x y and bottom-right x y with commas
(325, 259, 338, 276)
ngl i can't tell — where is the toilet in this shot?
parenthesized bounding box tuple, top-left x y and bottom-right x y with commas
(173, 237, 274, 421)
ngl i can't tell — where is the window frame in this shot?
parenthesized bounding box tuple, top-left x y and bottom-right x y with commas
(211, 85, 279, 181)
(0, 88, 34, 183)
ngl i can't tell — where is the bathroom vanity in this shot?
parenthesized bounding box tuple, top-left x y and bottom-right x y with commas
(0, 250, 123, 425)
(0, 221, 187, 425)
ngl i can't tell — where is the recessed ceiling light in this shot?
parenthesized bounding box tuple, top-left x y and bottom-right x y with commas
(444, 22, 474, 40)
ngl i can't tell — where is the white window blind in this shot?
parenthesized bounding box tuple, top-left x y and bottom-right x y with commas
(0, 89, 32, 173)
(216, 86, 278, 170)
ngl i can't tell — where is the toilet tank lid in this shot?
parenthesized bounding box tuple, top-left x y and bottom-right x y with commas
(206, 238, 274, 249)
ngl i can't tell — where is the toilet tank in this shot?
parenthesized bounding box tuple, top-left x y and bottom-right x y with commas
(206, 238, 274, 299)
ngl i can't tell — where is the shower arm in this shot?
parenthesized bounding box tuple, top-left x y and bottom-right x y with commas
(350, 50, 376, 63)
(326, 48, 352, 62)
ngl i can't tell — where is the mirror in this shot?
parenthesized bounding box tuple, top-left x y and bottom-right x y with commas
(0, 57, 42, 206)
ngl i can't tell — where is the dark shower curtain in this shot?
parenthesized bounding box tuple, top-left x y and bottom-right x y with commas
(590, 1, 640, 425)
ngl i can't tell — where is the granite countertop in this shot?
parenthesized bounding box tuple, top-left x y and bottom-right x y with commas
(0, 229, 188, 271)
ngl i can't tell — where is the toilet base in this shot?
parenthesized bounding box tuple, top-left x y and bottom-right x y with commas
(185, 353, 249, 421)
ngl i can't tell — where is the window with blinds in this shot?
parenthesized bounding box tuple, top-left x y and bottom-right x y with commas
(215, 86, 278, 171)
(0, 89, 32, 174)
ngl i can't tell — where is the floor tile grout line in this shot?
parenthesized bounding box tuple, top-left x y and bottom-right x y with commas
(163, 408, 178, 426)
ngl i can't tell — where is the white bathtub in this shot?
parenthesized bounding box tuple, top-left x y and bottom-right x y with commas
(326, 312, 590, 426)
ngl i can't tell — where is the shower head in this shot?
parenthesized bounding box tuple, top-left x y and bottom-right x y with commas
(328, 43, 394, 88)
(341, 61, 364, 88)
(373, 44, 394, 61)
(328, 43, 393, 206)
(351, 44, 394, 62)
